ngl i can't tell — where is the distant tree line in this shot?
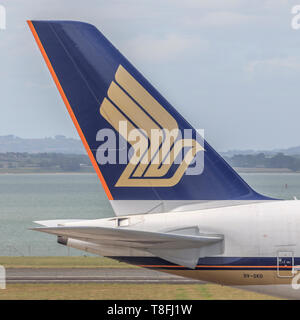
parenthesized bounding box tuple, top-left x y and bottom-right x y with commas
(1, 152, 300, 173)
(224, 153, 300, 172)
(0, 153, 92, 172)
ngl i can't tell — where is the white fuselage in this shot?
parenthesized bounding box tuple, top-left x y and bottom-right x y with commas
(61, 200, 300, 299)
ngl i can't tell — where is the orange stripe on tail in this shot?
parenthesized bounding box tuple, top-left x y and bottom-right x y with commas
(27, 20, 113, 200)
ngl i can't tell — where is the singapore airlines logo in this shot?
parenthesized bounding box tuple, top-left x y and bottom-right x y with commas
(99, 65, 204, 187)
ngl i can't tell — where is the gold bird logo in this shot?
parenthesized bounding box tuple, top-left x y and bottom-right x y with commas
(100, 65, 204, 187)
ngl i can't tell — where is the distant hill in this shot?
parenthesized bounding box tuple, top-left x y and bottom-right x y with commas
(221, 146, 300, 157)
(0, 135, 85, 154)
(1, 135, 300, 157)
(275, 146, 300, 155)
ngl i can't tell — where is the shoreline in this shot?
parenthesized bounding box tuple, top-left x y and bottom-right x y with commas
(0, 168, 299, 175)
(234, 167, 295, 173)
(0, 172, 96, 175)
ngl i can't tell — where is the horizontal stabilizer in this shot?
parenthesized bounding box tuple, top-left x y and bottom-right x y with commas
(32, 226, 223, 268)
(34, 219, 87, 227)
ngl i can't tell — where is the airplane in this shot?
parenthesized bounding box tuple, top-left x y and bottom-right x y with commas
(27, 20, 300, 299)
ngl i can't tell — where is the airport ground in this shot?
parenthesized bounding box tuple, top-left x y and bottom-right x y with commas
(0, 257, 281, 300)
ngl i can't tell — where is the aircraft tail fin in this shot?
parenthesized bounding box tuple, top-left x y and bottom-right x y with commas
(28, 20, 272, 215)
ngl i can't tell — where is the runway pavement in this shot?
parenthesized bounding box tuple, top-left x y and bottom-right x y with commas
(6, 268, 204, 284)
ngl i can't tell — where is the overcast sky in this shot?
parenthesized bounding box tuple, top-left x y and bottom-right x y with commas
(1, 0, 300, 151)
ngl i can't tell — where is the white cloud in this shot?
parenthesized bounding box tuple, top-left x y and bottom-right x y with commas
(124, 34, 207, 62)
(184, 11, 254, 28)
(246, 57, 300, 73)
(165, 0, 242, 10)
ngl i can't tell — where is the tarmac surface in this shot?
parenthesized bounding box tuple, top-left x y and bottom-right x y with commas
(6, 268, 204, 284)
